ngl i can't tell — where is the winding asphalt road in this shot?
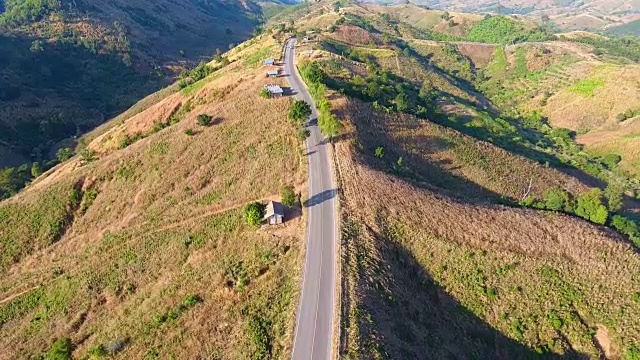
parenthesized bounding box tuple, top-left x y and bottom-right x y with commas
(284, 38, 337, 360)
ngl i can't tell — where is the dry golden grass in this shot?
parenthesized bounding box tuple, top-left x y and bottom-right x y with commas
(329, 25, 382, 47)
(0, 37, 306, 359)
(335, 98, 590, 202)
(544, 64, 640, 131)
(333, 96, 640, 359)
(579, 120, 640, 177)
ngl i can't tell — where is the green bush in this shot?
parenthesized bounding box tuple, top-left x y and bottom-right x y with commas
(548, 311, 563, 330)
(46, 338, 73, 360)
(247, 315, 272, 360)
(56, 148, 74, 162)
(281, 185, 297, 207)
(611, 215, 640, 246)
(605, 183, 624, 212)
(627, 346, 640, 360)
(259, 88, 271, 98)
(543, 188, 572, 212)
(574, 189, 609, 225)
(197, 114, 213, 127)
(183, 294, 203, 307)
(602, 153, 622, 169)
(79, 149, 98, 165)
(245, 202, 265, 227)
(297, 128, 310, 142)
(184, 129, 194, 136)
(300, 61, 325, 84)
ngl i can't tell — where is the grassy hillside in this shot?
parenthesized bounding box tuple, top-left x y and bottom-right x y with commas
(0, 0, 281, 197)
(334, 122, 640, 358)
(0, 34, 306, 359)
(364, 0, 639, 34)
(286, 5, 640, 358)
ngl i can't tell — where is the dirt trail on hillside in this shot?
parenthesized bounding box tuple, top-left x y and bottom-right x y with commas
(0, 195, 279, 306)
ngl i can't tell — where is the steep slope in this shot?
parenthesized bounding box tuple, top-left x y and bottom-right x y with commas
(334, 110, 640, 357)
(287, 5, 640, 358)
(0, 34, 306, 359)
(0, 0, 272, 191)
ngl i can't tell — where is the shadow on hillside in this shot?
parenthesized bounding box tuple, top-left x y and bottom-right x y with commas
(0, 34, 163, 157)
(341, 213, 589, 359)
(333, 104, 508, 203)
(408, 51, 608, 191)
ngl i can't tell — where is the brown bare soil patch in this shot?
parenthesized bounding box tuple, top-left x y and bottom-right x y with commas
(329, 25, 382, 46)
(595, 325, 619, 358)
(455, 43, 497, 68)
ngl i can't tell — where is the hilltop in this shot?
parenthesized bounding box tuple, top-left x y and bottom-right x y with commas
(365, 0, 640, 34)
(0, 33, 306, 359)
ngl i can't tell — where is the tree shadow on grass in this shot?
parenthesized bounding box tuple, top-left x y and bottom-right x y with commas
(341, 213, 590, 359)
(332, 102, 509, 204)
(404, 47, 608, 191)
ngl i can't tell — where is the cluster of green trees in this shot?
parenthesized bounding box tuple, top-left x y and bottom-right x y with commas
(0, 0, 62, 27)
(315, 37, 640, 247)
(568, 35, 640, 63)
(178, 62, 215, 89)
(325, 54, 438, 118)
(299, 61, 342, 137)
(0, 144, 97, 199)
(289, 100, 312, 141)
(522, 187, 640, 246)
(465, 16, 556, 44)
(0, 163, 42, 199)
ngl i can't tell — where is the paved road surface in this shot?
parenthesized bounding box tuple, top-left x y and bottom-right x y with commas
(284, 38, 337, 360)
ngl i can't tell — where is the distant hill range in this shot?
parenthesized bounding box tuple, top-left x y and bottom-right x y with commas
(365, 0, 640, 34)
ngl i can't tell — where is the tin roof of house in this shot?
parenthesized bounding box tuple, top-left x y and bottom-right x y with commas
(263, 201, 285, 220)
(264, 84, 284, 94)
(267, 70, 279, 75)
(263, 59, 275, 65)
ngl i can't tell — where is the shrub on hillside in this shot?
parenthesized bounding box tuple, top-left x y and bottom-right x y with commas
(543, 188, 573, 212)
(604, 183, 625, 212)
(245, 202, 265, 227)
(602, 153, 622, 170)
(79, 149, 98, 165)
(56, 148, 74, 162)
(197, 114, 213, 127)
(574, 189, 609, 225)
(46, 337, 73, 360)
(281, 185, 297, 207)
(259, 88, 271, 98)
(297, 128, 311, 142)
(611, 215, 640, 246)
